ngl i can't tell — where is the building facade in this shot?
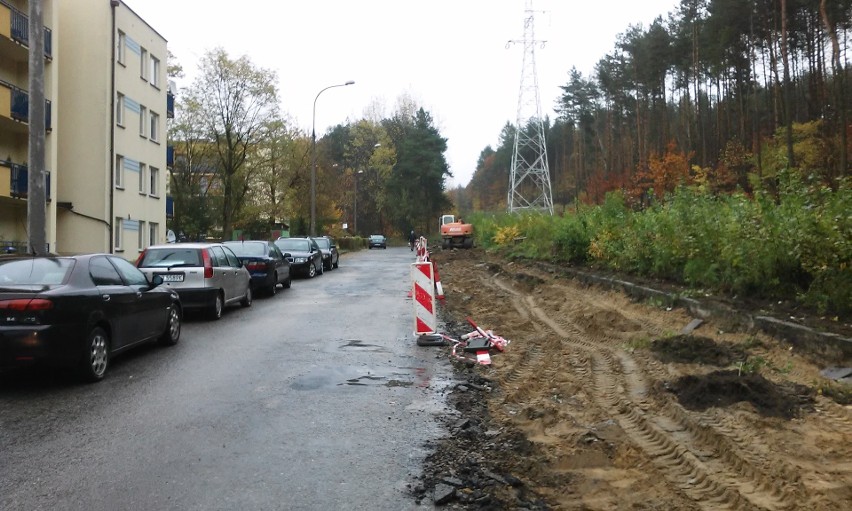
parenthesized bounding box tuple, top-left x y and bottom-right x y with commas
(0, 0, 58, 253)
(57, 0, 169, 257)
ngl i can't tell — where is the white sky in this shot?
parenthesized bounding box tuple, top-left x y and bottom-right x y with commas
(127, 0, 680, 187)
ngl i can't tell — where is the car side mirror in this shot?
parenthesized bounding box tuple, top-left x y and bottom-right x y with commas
(283, 252, 291, 258)
(150, 274, 164, 287)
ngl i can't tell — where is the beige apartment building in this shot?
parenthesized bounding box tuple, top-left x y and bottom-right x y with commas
(0, 0, 169, 257)
(0, 0, 58, 253)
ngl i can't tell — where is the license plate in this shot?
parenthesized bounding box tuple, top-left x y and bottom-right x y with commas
(160, 274, 184, 282)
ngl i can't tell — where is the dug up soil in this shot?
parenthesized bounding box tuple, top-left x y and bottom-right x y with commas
(412, 248, 851, 510)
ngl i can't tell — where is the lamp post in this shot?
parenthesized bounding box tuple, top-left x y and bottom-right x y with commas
(311, 80, 354, 236)
(353, 170, 363, 235)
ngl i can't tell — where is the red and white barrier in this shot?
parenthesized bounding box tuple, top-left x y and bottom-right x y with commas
(411, 261, 437, 335)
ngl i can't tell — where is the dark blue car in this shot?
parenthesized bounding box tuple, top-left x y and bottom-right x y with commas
(222, 241, 291, 296)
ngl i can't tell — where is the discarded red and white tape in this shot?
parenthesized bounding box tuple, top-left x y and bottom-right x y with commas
(411, 261, 437, 335)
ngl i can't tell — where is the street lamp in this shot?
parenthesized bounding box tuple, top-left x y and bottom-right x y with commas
(311, 80, 354, 236)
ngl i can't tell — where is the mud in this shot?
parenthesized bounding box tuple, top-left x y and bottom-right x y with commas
(416, 247, 852, 510)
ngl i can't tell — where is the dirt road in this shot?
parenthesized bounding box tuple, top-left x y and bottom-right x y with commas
(419, 248, 851, 510)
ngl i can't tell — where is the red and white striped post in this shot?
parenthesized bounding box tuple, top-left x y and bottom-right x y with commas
(411, 261, 437, 335)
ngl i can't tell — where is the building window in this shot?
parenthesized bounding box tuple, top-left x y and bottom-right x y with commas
(150, 56, 160, 88)
(138, 221, 146, 251)
(115, 155, 124, 189)
(140, 48, 148, 81)
(150, 112, 159, 142)
(138, 163, 147, 194)
(150, 167, 159, 197)
(117, 31, 126, 65)
(139, 106, 147, 138)
(116, 93, 125, 126)
(114, 217, 123, 251)
(149, 222, 159, 246)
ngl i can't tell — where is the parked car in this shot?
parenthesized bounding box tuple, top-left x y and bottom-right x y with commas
(368, 234, 387, 249)
(136, 243, 252, 319)
(313, 236, 339, 270)
(0, 254, 182, 382)
(274, 237, 323, 278)
(223, 240, 291, 296)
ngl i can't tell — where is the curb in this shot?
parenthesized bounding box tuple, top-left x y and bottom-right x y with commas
(561, 267, 852, 365)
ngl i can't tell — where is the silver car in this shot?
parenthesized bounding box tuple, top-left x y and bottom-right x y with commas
(136, 243, 252, 319)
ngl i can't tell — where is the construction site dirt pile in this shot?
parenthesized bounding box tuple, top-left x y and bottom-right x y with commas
(413, 247, 851, 510)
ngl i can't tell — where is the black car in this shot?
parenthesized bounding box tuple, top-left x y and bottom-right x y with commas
(223, 240, 291, 296)
(274, 237, 324, 278)
(313, 236, 339, 270)
(368, 234, 387, 249)
(0, 254, 181, 382)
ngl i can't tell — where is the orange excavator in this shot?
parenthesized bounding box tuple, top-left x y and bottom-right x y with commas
(439, 214, 474, 249)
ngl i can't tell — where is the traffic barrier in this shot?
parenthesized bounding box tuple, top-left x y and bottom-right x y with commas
(432, 259, 445, 300)
(415, 236, 429, 262)
(411, 261, 437, 335)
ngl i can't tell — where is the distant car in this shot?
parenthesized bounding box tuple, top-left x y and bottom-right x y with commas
(136, 243, 252, 319)
(368, 234, 387, 249)
(313, 236, 339, 270)
(0, 253, 182, 382)
(274, 237, 324, 278)
(222, 240, 291, 296)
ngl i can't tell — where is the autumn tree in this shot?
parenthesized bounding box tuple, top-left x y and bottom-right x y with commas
(182, 48, 279, 240)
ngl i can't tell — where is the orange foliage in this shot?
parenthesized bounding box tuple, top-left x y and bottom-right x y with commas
(631, 141, 693, 202)
(585, 168, 631, 204)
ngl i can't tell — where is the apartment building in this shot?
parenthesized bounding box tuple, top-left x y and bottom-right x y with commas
(0, 0, 58, 253)
(57, 0, 170, 256)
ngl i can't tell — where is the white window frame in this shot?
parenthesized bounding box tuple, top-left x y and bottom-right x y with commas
(150, 56, 160, 88)
(116, 93, 125, 126)
(115, 155, 124, 189)
(149, 167, 159, 197)
(149, 222, 159, 247)
(138, 163, 147, 194)
(117, 31, 126, 65)
(114, 217, 124, 251)
(138, 221, 146, 251)
(139, 106, 147, 138)
(140, 47, 148, 81)
(150, 111, 160, 142)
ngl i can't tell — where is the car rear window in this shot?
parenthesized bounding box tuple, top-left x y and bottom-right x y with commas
(225, 242, 266, 257)
(314, 239, 330, 249)
(0, 258, 74, 285)
(138, 248, 202, 267)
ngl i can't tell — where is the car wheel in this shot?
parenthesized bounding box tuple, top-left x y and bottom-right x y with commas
(79, 326, 109, 382)
(241, 286, 253, 307)
(307, 263, 316, 278)
(317, 261, 324, 275)
(333, 258, 339, 269)
(158, 305, 182, 346)
(209, 292, 224, 320)
(269, 274, 278, 296)
(284, 274, 292, 288)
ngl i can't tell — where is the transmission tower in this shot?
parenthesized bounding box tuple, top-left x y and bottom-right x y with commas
(507, 0, 554, 215)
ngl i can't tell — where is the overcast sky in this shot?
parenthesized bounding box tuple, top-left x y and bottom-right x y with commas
(128, 0, 679, 187)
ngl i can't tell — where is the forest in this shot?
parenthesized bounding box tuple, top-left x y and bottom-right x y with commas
(460, 0, 851, 211)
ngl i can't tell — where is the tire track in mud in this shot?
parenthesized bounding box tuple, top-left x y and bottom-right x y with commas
(484, 271, 794, 510)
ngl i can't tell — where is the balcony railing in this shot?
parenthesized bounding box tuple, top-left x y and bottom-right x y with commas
(2, 162, 51, 200)
(167, 145, 174, 167)
(4, 1, 53, 59)
(166, 196, 174, 218)
(1, 80, 52, 131)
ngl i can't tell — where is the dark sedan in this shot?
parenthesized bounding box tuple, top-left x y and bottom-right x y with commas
(368, 234, 387, 249)
(274, 237, 323, 278)
(313, 236, 339, 270)
(0, 254, 181, 382)
(222, 240, 291, 296)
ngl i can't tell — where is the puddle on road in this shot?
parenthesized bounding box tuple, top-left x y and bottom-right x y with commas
(291, 366, 420, 390)
(339, 339, 390, 353)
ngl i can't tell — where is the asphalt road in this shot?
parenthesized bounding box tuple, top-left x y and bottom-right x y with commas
(0, 246, 453, 510)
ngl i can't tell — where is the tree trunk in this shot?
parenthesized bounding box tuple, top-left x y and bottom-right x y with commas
(781, 0, 796, 168)
(819, 0, 847, 180)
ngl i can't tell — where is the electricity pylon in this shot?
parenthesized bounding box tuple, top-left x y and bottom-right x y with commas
(507, 0, 553, 215)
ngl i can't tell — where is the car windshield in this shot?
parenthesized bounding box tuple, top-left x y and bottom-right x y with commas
(314, 238, 330, 249)
(276, 239, 310, 252)
(370, 235, 383, 241)
(0, 258, 74, 285)
(224, 242, 266, 257)
(139, 248, 202, 267)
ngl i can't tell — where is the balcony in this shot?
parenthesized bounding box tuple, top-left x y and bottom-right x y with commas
(167, 145, 174, 167)
(1, 0, 53, 59)
(0, 160, 51, 200)
(0, 80, 52, 131)
(167, 91, 174, 118)
(166, 195, 173, 218)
